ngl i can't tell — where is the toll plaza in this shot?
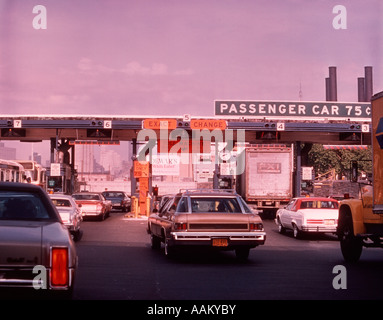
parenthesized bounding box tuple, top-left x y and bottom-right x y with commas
(0, 65, 375, 216)
(0, 100, 371, 208)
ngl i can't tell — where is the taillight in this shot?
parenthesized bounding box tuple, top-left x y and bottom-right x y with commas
(51, 247, 69, 287)
(174, 222, 187, 231)
(307, 219, 323, 224)
(250, 223, 263, 231)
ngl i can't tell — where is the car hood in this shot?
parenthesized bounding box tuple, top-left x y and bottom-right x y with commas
(0, 220, 70, 267)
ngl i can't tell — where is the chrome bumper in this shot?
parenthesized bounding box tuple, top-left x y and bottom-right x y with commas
(301, 225, 337, 233)
(169, 231, 266, 246)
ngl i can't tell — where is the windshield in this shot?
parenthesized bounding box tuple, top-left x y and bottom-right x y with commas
(0, 191, 52, 220)
(190, 197, 242, 213)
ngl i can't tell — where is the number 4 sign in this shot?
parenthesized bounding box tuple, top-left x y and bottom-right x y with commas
(277, 123, 285, 131)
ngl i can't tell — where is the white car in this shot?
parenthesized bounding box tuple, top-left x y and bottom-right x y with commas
(275, 197, 339, 238)
(49, 194, 83, 241)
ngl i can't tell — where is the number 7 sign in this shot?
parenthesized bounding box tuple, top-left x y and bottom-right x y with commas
(13, 120, 22, 128)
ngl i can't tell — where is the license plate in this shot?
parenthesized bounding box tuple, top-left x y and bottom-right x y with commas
(324, 219, 335, 225)
(212, 238, 228, 247)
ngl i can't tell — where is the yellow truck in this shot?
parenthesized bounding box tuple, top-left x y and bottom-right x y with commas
(338, 91, 383, 262)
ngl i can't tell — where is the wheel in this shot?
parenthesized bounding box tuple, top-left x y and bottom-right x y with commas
(164, 238, 176, 258)
(339, 215, 363, 262)
(150, 234, 161, 250)
(72, 229, 82, 242)
(292, 224, 302, 239)
(276, 218, 286, 234)
(235, 247, 250, 260)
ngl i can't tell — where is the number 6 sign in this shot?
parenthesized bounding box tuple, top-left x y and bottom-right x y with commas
(104, 120, 112, 129)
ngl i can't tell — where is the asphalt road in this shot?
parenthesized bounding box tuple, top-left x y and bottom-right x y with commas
(72, 210, 383, 301)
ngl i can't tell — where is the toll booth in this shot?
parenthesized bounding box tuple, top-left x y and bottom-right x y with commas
(46, 163, 76, 194)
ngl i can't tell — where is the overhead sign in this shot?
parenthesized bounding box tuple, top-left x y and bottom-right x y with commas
(69, 140, 120, 145)
(215, 100, 371, 120)
(50, 163, 61, 177)
(142, 119, 177, 130)
(190, 119, 227, 130)
(157, 139, 211, 154)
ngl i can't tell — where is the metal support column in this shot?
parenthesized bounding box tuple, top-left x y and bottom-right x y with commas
(295, 142, 302, 197)
(213, 140, 219, 189)
(131, 138, 137, 196)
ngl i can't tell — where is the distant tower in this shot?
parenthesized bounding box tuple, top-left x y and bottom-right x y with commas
(299, 82, 303, 101)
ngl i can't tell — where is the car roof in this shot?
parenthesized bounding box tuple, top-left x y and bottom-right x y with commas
(73, 192, 101, 195)
(49, 194, 74, 199)
(0, 181, 44, 192)
(102, 191, 127, 195)
(180, 189, 238, 197)
(295, 197, 338, 201)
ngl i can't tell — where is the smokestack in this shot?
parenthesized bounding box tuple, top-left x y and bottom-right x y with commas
(364, 66, 373, 102)
(358, 77, 365, 102)
(325, 78, 331, 101)
(329, 66, 337, 101)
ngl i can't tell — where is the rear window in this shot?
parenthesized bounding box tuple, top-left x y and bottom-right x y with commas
(190, 197, 242, 213)
(103, 192, 124, 198)
(300, 200, 338, 209)
(51, 198, 72, 207)
(73, 194, 100, 200)
(0, 191, 52, 220)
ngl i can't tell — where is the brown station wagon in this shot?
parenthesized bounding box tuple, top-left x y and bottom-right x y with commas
(147, 189, 266, 259)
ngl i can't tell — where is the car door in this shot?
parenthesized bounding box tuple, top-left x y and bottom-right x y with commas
(160, 196, 181, 237)
(280, 199, 296, 227)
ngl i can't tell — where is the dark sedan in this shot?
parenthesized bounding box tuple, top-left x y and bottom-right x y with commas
(102, 191, 131, 212)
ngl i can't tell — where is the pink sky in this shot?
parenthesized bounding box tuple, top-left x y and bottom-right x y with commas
(1, 0, 382, 116)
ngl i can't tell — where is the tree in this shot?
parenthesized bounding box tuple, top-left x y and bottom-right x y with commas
(308, 144, 372, 180)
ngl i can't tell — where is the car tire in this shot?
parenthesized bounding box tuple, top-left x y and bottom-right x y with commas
(277, 218, 286, 234)
(73, 229, 81, 242)
(151, 234, 161, 250)
(339, 215, 363, 262)
(235, 247, 250, 260)
(292, 224, 302, 239)
(164, 238, 176, 258)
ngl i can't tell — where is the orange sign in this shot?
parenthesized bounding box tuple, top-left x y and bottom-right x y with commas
(190, 119, 227, 130)
(133, 160, 150, 178)
(157, 139, 211, 154)
(143, 119, 177, 130)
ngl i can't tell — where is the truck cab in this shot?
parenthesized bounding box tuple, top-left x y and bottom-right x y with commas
(337, 91, 383, 262)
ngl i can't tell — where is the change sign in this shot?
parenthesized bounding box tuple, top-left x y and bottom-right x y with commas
(215, 100, 371, 121)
